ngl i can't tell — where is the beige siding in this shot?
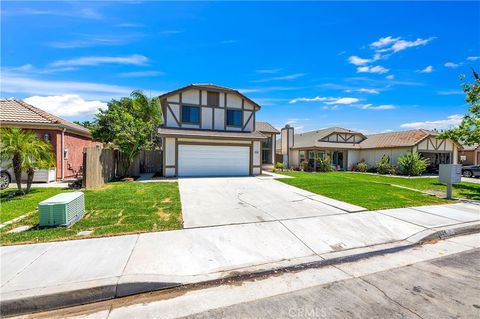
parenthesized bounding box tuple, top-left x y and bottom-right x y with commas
(182, 89, 199, 104)
(357, 147, 412, 166)
(214, 108, 224, 130)
(201, 107, 213, 129)
(227, 94, 242, 109)
(347, 150, 361, 169)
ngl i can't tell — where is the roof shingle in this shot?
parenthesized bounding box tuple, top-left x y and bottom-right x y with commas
(255, 121, 279, 134)
(0, 99, 91, 136)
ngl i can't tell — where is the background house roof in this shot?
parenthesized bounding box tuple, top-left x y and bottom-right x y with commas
(255, 121, 279, 134)
(0, 99, 92, 137)
(360, 129, 432, 149)
(159, 84, 261, 110)
(290, 127, 365, 149)
(461, 144, 479, 151)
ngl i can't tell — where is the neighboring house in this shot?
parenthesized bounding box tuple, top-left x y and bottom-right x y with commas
(0, 99, 99, 181)
(158, 84, 278, 177)
(278, 125, 460, 171)
(459, 144, 479, 165)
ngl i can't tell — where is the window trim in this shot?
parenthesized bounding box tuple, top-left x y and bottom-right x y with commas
(226, 108, 243, 127)
(181, 104, 201, 125)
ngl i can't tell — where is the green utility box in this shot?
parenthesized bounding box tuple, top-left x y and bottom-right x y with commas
(38, 192, 85, 227)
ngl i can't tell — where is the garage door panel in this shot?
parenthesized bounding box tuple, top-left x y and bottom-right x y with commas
(178, 145, 250, 177)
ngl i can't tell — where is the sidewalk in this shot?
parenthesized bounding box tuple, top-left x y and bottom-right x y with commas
(1, 202, 479, 316)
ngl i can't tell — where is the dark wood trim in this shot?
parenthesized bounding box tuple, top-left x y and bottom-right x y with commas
(167, 103, 181, 126)
(242, 111, 254, 130)
(249, 141, 253, 175)
(177, 141, 251, 147)
(174, 138, 178, 177)
(164, 165, 175, 168)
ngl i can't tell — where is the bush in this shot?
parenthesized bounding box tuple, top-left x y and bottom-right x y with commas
(355, 162, 368, 172)
(301, 161, 309, 171)
(398, 151, 429, 176)
(275, 162, 285, 171)
(316, 159, 334, 172)
(376, 154, 392, 175)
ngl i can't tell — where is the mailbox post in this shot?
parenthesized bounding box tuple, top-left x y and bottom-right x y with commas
(439, 164, 462, 199)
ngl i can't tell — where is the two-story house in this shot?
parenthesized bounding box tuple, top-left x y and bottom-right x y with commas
(158, 84, 279, 177)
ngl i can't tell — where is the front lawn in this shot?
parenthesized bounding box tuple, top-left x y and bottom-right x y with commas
(279, 172, 451, 210)
(0, 181, 182, 245)
(0, 188, 66, 223)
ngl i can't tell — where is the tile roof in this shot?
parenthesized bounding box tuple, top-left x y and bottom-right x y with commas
(0, 99, 91, 136)
(158, 127, 267, 140)
(255, 121, 280, 134)
(461, 144, 479, 151)
(360, 130, 431, 149)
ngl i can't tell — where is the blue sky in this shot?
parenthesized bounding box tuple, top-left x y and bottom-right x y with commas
(2, 1, 479, 134)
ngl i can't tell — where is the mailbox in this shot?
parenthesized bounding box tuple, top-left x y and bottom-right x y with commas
(439, 164, 462, 184)
(439, 164, 462, 199)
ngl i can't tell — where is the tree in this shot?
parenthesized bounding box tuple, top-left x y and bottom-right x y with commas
(73, 120, 96, 131)
(0, 128, 55, 194)
(439, 70, 480, 145)
(92, 90, 162, 175)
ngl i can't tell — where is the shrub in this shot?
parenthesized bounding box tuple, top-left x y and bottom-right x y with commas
(316, 158, 334, 172)
(376, 154, 392, 175)
(398, 151, 429, 176)
(275, 162, 285, 171)
(301, 161, 309, 171)
(356, 162, 368, 172)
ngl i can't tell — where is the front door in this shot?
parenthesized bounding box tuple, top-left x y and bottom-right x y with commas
(332, 151, 344, 170)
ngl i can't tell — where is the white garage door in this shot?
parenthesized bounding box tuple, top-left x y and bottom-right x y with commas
(178, 144, 250, 177)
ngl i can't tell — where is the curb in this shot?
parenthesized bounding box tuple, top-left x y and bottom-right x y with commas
(2, 223, 479, 317)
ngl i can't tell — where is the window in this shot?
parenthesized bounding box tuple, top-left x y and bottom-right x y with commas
(207, 91, 220, 106)
(226, 110, 242, 126)
(182, 105, 200, 124)
(315, 151, 325, 161)
(262, 136, 273, 164)
(299, 151, 305, 162)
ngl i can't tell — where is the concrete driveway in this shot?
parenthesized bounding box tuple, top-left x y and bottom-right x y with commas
(179, 176, 366, 228)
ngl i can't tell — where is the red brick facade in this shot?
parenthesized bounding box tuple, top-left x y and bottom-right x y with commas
(27, 128, 99, 180)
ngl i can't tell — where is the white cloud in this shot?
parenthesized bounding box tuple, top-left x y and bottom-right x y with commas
(24, 94, 107, 117)
(50, 55, 149, 67)
(467, 56, 480, 61)
(256, 69, 281, 74)
(356, 65, 389, 74)
(417, 65, 434, 73)
(348, 56, 371, 66)
(252, 73, 306, 83)
(400, 114, 463, 130)
(118, 71, 164, 77)
(370, 36, 401, 48)
(289, 96, 328, 104)
(357, 88, 379, 94)
(324, 97, 359, 105)
(389, 38, 433, 53)
(360, 104, 395, 110)
(386, 74, 395, 80)
(289, 96, 359, 105)
(47, 34, 141, 49)
(444, 62, 460, 68)
(1, 71, 163, 101)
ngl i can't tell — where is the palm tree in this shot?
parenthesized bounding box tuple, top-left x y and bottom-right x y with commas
(0, 128, 55, 194)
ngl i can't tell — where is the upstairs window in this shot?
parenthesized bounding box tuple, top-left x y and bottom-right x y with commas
(226, 110, 242, 126)
(207, 91, 220, 106)
(182, 105, 200, 124)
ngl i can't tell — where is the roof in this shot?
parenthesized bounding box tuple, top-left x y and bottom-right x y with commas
(0, 99, 92, 137)
(360, 130, 431, 149)
(255, 121, 279, 134)
(461, 144, 480, 151)
(290, 127, 366, 149)
(158, 127, 267, 140)
(159, 84, 261, 110)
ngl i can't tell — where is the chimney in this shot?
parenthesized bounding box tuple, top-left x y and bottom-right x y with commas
(281, 124, 294, 168)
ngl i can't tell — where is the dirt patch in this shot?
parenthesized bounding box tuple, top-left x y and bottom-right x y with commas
(161, 198, 172, 203)
(156, 208, 170, 219)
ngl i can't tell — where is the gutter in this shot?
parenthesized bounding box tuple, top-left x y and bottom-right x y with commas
(61, 128, 65, 180)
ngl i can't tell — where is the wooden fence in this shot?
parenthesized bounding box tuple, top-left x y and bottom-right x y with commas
(82, 147, 162, 189)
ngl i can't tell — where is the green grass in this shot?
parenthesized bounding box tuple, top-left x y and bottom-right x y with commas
(0, 181, 182, 245)
(1, 188, 66, 223)
(279, 171, 454, 210)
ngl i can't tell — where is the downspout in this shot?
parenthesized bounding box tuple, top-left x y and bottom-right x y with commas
(61, 128, 65, 180)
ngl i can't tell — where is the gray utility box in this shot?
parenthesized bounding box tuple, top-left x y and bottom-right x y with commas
(439, 164, 462, 184)
(38, 192, 85, 227)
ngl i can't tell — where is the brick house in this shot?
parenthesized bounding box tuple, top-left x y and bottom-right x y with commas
(0, 99, 100, 181)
